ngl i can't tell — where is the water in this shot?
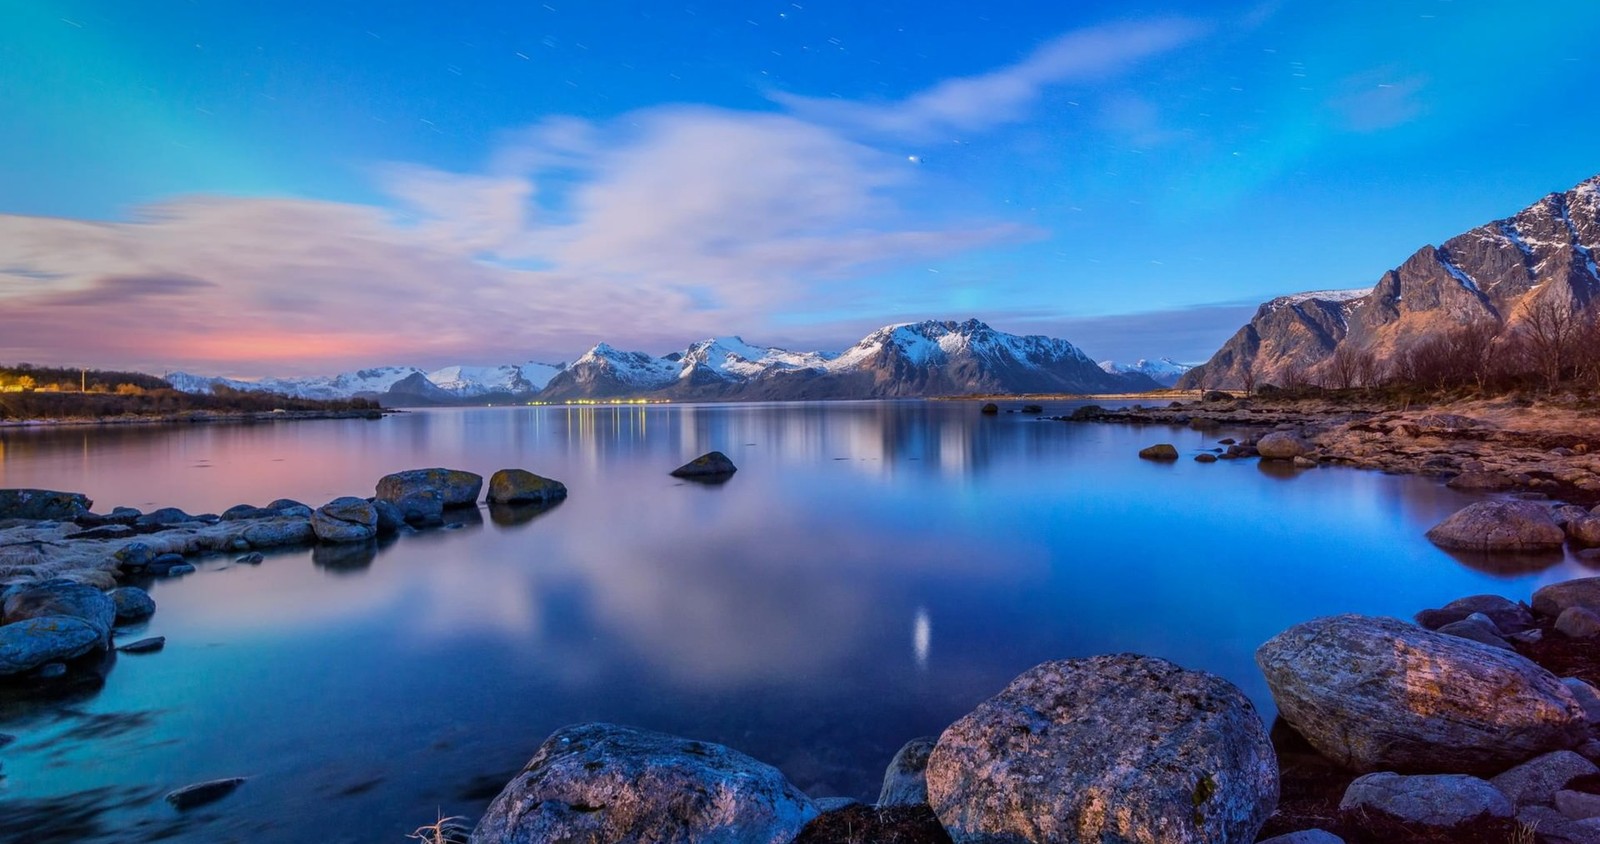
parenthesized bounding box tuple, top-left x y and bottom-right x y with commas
(0, 401, 1592, 842)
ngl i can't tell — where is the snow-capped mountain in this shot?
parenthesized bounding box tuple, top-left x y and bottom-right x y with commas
(166, 319, 1160, 404)
(1098, 358, 1194, 387)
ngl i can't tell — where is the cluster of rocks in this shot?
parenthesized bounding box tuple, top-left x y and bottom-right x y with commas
(1425, 499, 1600, 561)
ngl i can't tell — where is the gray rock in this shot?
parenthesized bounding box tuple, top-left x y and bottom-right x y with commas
(1574, 519, 1600, 548)
(3, 580, 115, 641)
(117, 636, 165, 654)
(310, 497, 378, 544)
(389, 489, 445, 526)
(1339, 772, 1512, 828)
(1256, 615, 1586, 773)
(486, 469, 569, 505)
(470, 722, 816, 844)
(926, 655, 1277, 844)
(166, 777, 246, 811)
(164, 564, 195, 577)
(1565, 679, 1600, 724)
(1560, 790, 1600, 820)
(221, 504, 279, 521)
(376, 468, 483, 509)
(1490, 750, 1598, 806)
(670, 452, 739, 478)
(235, 552, 265, 564)
(109, 587, 155, 622)
(0, 489, 92, 521)
(1557, 506, 1596, 528)
(1536, 578, 1600, 618)
(0, 616, 102, 676)
(1436, 615, 1512, 649)
(371, 499, 405, 535)
(114, 542, 156, 570)
(1137, 443, 1179, 460)
(135, 507, 198, 526)
(1425, 501, 1565, 552)
(1257, 831, 1344, 844)
(240, 517, 314, 548)
(1518, 804, 1600, 844)
(1415, 594, 1535, 634)
(1559, 607, 1600, 639)
(877, 736, 936, 807)
(1257, 431, 1311, 460)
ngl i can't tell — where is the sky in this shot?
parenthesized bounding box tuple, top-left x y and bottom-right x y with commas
(1, 0, 1598, 377)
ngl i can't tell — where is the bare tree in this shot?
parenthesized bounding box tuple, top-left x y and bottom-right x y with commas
(1517, 298, 1582, 390)
(1323, 344, 1373, 390)
(1444, 320, 1500, 391)
(1280, 362, 1311, 391)
(1239, 364, 1258, 397)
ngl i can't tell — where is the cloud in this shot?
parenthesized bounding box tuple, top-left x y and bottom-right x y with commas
(771, 19, 1206, 139)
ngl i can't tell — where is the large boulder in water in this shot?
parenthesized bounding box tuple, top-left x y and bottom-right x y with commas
(1256, 614, 1586, 773)
(470, 722, 817, 844)
(926, 655, 1278, 844)
(486, 470, 568, 505)
(311, 497, 378, 543)
(109, 587, 155, 622)
(0, 489, 92, 521)
(376, 468, 482, 509)
(0, 616, 103, 676)
(1533, 577, 1600, 618)
(1424, 501, 1564, 552)
(670, 452, 738, 479)
(1256, 431, 1310, 460)
(2, 579, 116, 643)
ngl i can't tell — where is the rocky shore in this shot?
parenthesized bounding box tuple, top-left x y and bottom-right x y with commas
(0, 407, 388, 429)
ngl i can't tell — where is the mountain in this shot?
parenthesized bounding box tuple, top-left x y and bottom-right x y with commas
(1180, 174, 1600, 389)
(167, 319, 1158, 404)
(1098, 357, 1194, 387)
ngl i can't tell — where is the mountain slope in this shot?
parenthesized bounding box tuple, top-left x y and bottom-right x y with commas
(1099, 357, 1193, 387)
(1181, 174, 1600, 389)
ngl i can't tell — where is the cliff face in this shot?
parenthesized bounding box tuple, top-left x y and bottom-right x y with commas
(1181, 175, 1600, 389)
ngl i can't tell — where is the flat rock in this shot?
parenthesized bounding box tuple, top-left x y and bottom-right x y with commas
(878, 736, 936, 807)
(1490, 750, 1598, 806)
(926, 654, 1277, 844)
(1560, 790, 1600, 820)
(1425, 500, 1565, 552)
(1536, 577, 1600, 618)
(1518, 804, 1600, 844)
(240, 517, 314, 548)
(486, 470, 569, 505)
(376, 468, 483, 510)
(1415, 594, 1534, 634)
(1256, 614, 1586, 773)
(109, 587, 155, 622)
(1137, 443, 1178, 460)
(0, 489, 92, 521)
(117, 636, 165, 654)
(670, 451, 738, 478)
(0, 616, 102, 676)
(1339, 772, 1512, 828)
(166, 777, 246, 811)
(470, 722, 816, 844)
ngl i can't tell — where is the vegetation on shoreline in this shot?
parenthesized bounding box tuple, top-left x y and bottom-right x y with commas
(0, 363, 380, 421)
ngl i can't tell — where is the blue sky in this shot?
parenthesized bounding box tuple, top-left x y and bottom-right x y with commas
(2, 0, 1598, 375)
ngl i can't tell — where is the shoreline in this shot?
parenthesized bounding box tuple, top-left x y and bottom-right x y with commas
(0, 407, 391, 430)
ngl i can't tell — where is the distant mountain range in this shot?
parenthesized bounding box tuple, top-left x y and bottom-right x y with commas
(168, 319, 1163, 405)
(1180, 173, 1600, 389)
(1097, 357, 1193, 387)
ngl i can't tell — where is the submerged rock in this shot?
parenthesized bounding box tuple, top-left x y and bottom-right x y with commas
(1257, 614, 1586, 773)
(0, 489, 92, 521)
(1137, 443, 1179, 460)
(471, 722, 816, 844)
(166, 777, 247, 811)
(1425, 500, 1565, 552)
(1339, 772, 1512, 828)
(979, 403, 999, 415)
(377, 468, 483, 510)
(117, 636, 166, 654)
(926, 654, 1277, 844)
(0, 616, 103, 676)
(878, 736, 936, 807)
(486, 470, 569, 505)
(670, 452, 738, 479)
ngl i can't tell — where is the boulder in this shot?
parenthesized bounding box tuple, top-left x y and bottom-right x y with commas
(114, 542, 156, 571)
(1339, 772, 1512, 828)
(979, 403, 999, 415)
(1517, 804, 1600, 843)
(670, 452, 738, 479)
(1572, 518, 1600, 548)
(0, 616, 102, 676)
(109, 587, 155, 622)
(1424, 501, 1565, 552)
(266, 498, 314, 518)
(1195, 453, 1218, 463)
(376, 468, 483, 509)
(1565, 679, 1600, 724)
(1258, 832, 1344, 844)
(1535, 577, 1600, 618)
(1415, 594, 1534, 634)
(135, 507, 198, 526)
(1490, 750, 1598, 806)
(470, 722, 816, 844)
(1446, 471, 1519, 491)
(1256, 615, 1586, 773)
(1256, 431, 1310, 460)
(926, 655, 1277, 844)
(486, 470, 569, 505)
(1557, 790, 1600, 820)
(310, 497, 378, 544)
(388, 489, 445, 526)
(1557, 505, 1596, 528)
(371, 499, 405, 535)
(2, 580, 115, 641)
(240, 517, 314, 548)
(221, 504, 280, 521)
(1435, 614, 1511, 649)
(0, 489, 92, 521)
(1137, 443, 1179, 460)
(117, 636, 165, 654)
(877, 736, 936, 808)
(1559, 607, 1600, 639)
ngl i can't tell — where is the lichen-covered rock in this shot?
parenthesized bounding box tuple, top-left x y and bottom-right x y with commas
(1425, 501, 1565, 552)
(670, 452, 738, 478)
(1339, 772, 1512, 828)
(2, 579, 115, 642)
(1256, 431, 1310, 460)
(1137, 443, 1178, 460)
(1490, 750, 1598, 806)
(1535, 577, 1600, 618)
(486, 470, 569, 505)
(376, 468, 483, 509)
(1415, 594, 1534, 634)
(109, 587, 155, 622)
(878, 736, 936, 807)
(470, 722, 816, 844)
(0, 489, 92, 521)
(310, 497, 378, 544)
(0, 616, 102, 676)
(1257, 615, 1586, 773)
(926, 655, 1277, 844)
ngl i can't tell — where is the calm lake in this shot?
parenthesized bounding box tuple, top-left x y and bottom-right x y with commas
(0, 401, 1593, 842)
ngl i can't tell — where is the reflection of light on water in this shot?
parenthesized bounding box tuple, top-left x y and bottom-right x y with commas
(913, 606, 931, 669)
